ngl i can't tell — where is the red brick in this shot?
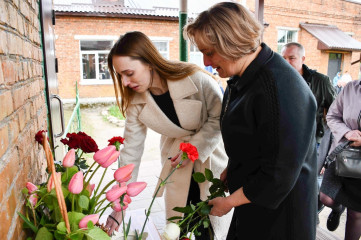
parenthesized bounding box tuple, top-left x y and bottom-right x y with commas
(0, 30, 7, 54)
(0, 59, 3, 84)
(0, 124, 9, 157)
(2, 60, 17, 84)
(0, 150, 19, 205)
(13, 85, 28, 110)
(8, 4, 18, 31)
(0, 0, 8, 24)
(9, 116, 20, 145)
(0, 209, 11, 239)
(0, 90, 14, 120)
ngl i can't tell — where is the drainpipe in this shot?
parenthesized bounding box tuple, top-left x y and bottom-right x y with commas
(179, 0, 188, 61)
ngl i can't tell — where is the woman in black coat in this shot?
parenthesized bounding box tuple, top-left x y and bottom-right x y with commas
(185, 2, 318, 239)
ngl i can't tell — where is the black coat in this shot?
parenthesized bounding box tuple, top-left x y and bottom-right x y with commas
(302, 64, 336, 141)
(221, 43, 318, 240)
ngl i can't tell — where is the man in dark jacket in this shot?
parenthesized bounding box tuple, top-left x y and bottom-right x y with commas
(281, 42, 336, 217)
(281, 42, 336, 144)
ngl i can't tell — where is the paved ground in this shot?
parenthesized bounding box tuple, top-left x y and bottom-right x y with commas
(76, 105, 347, 239)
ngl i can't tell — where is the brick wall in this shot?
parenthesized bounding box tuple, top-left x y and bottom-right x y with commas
(55, 16, 180, 99)
(247, 0, 361, 78)
(0, 0, 48, 239)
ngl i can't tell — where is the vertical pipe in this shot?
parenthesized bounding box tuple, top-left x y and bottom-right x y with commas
(255, 0, 264, 41)
(179, 0, 188, 62)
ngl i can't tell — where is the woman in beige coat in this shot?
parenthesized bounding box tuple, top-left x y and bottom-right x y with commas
(105, 31, 230, 239)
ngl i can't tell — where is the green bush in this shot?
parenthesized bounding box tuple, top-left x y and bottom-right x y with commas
(108, 105, 125, 120)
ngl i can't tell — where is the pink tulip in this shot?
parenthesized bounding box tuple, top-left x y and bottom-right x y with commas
(68, 171, 84, 194)
(106, 184, 127, 202)
(47, 172, 62, 192)
(79, 214, 99, 229)
(26, 182, 38, 194)
(112, 200, 128, 212)
(126, 182, 147, 197)
(123, 194, 132, 204)
(101, 150, 120, 168)
(63, 149, 76, 167)
(114, 164, 135, 183)
(29, 194, 38, 206)
(93, 145, 116, 165)
(86, 183, 95, 196)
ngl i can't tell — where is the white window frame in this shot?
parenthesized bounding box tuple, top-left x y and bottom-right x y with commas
(276, 27, 300, 53)
(149, 36, 172, 60)
(75, 35, 118, 85)
(189, 43, 205, 69)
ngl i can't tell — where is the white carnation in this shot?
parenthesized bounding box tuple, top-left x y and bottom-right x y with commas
(162, 223, 180, 240)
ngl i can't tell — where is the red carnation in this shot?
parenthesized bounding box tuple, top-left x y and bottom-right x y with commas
(108, 136, 124, 151)
(179, 143, 199, 162)
(77, 132, 99, 153)
(61, 132, 99, 153)
(35, 130, 48, 145)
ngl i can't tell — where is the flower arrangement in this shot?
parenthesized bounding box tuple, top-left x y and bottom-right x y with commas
(22, 130, 216, 240)
(161, 144, 227, 240)
(19, 131, 146, 240)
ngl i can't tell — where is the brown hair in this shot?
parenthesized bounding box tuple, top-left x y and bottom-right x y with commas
(184, 2, 263, 60)
(108, 31, 201, 115)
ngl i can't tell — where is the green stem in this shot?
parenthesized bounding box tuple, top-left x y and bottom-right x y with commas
(72, 194, 75, 212)
(94, 198, 107, 212)
(122, 207, 127, 240)
(98, 202, 112, 218)
(93, 167, 108, 197)
(139, 157, 185, 239)
(84, 161, 97, 180)
(89, 179, 116, 214)
(85, 165, 101, 185)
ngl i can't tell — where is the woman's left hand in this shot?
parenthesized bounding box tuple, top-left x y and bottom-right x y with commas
(345, 130, 361, 147)
(170, 151, 190, 168)
(208, 197, 233, 217)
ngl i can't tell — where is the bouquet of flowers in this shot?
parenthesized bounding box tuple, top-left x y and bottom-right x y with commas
(19, 131, 146, 240)
(161, 145, 227, 240)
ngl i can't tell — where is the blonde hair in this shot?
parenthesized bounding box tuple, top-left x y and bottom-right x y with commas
(184, 2, 263, 60)
(108, 31, 201, 115)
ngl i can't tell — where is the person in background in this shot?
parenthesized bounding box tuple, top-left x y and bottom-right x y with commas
(320, 80, 361, 240)
(338, 71, 352, 90)
(105, 31, 231, 239)
(185, 2, 317, 239)
(281, 42, 336, 217)
(333, 71, 342, 94)
(281, 42, 336, 145)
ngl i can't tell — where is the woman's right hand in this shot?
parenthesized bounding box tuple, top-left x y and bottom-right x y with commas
(220, 168, 228, 192)
(345, 130, 361, 147)
(105, 210, 124, 236)
(170, 152, 191, 168)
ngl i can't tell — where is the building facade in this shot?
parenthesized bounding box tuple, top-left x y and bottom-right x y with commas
(54, 0, 361, 101)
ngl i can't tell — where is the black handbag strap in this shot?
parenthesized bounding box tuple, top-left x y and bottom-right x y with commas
(324, 110, 361, 168)
(324, 141, 351, 168)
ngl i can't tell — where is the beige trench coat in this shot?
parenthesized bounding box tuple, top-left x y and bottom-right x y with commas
(119, 71, 231, 239)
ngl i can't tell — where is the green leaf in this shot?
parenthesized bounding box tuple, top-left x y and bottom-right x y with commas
(35, 227, 53, 240)
(167, 216, 183, 221)
(22, 188, 29, 195)
(203, 219, 210, 228)
(18, 212, 38, 233)
(68, 211, 85, 231)
(173, 205, 193, 214)
(85, 227, 111, 239)
(54, 230, 67, 240)
(210, 178, 223, 187)
(125, 217, 131, 236)
(204, 168, 213, 181)
(200, 204, 212, 216)
(69, 232, 83, 240)
(192, 172, 206, 183)
(57, 222, 67, 233)
(87, 220, 94, 229)
(78, 195, 89, 210)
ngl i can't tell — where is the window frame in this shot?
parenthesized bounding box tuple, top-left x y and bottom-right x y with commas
(75, 35, 118, 85)
(276, 27, 300, 53)
(149, 36, 172, 60)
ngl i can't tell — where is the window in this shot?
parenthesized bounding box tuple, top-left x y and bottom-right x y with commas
(189, 44, 205, 69)
(152, 41, 169, 59)
(277, 29, 298, 53)
(80, 40, 113, 84)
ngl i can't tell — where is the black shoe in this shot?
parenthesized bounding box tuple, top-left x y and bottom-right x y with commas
(327, 206, 345, 231)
